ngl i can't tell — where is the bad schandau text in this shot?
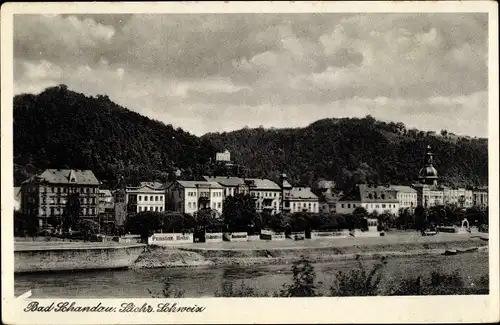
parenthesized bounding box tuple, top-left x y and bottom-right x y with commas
(24, 301, 206, 313)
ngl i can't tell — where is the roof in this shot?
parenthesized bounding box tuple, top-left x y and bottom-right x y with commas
(289, 187, 318, 200)
(281, 180, 292, 189)
(203, 176, 245, 187)
(126, 185, 165, 193)
(339, 184, 398, 203)
(140, 181, 164, 189)
(388, 185, 417, 193)
(23, 169, 99, 185)
(317, 189, 343, 204)
(244, 178, 281, 190)
(176, 180, 223, 189)
(412, 183, 443, 191)
(99, 189, 112, 196)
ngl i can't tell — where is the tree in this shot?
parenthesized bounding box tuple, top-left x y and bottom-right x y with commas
(74, 219, 100, 240)
(222, 194, 257, 232)
(125, 211, 163, 243)
(62, 192, 81, 231)
(194, 209, 223, 233)
(414, 205, 427, 232)
(277, 256, 319, 297)
(353, 206, 368, 218)
(14, 210, 39, 237)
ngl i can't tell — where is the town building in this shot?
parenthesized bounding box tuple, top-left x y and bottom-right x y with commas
(412, 145, 444, 208)
(125, 183, 166, 213)
(387, 185, 418, 211)
(21, 169, 100, 228)
(216, 150, 231, 162)
(245, 178, 282, 214)
(98, 189, 113, 214)
(165, 180, 224, 215)
(443, 187, 473, 208)
(336, 184, 400, 215)
(287, 187, 320, 213)
(202, 175, 249, 197)
(472, 186, 488, 208)
(98, 189, 115, 233)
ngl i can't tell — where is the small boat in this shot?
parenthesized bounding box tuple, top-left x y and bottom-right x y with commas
(422, 230, 438, 236)
(456, 247, 479, 254)
(443, 249, 458, 256)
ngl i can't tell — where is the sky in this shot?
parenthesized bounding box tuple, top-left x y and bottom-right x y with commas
(13, 13, 489, 137)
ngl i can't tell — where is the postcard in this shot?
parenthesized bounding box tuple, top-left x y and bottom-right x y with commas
(1, 1, 498, 324)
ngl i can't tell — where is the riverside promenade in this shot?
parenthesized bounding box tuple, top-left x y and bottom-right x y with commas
(133, 232, 489, 269)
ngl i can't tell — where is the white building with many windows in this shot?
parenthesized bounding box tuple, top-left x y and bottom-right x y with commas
(336, 184, 400, 215)
(166, 180, 224, 215)
(387, 185, 418, 211)
(443, 187, 473, 208)
(125, 184, 165, 213)
(244, 178, 282, 214)
(202, 175, 249, 198)
(287, 187, 319, 213)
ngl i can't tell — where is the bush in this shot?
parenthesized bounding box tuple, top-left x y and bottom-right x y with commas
(214, 281, 269, 297)
(389, 270, 468, 296)
(276, 256, 321, 297)
(330, 257, 387, 296)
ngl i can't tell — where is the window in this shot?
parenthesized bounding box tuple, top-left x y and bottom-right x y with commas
(155, 207, 159, 212)
(150, 196, 153, 201)
(51, 187, 54, 193)
(382, 204, 386, 208)
(217, 202, 221, 208)
(138, 195, 142, 201)
(188, 202, 192, 209)
(347, 203, 351, 208)
(160, 196, 163, 201)
(193, 202, 196, 208)
(144, 196, 148, 201)
(83, 208, 87, 215)
(86, 188, 89, 193)
(138, 207, 142, 212)
(160, 207, 163, 212)
(341, 204, 344, 208)
(155, 196, 158, 201)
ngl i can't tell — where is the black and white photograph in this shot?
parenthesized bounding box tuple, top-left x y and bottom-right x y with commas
(2, 1, 499, 324)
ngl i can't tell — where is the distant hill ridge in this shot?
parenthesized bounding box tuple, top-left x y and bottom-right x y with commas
(14, 86, 488, 189)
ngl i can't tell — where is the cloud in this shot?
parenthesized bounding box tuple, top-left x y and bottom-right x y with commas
(13, 13, 489, 138)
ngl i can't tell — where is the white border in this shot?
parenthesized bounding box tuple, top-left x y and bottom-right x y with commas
(1, 1, 499, 324)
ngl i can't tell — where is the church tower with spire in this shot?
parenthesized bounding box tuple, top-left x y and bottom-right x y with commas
(412, 145, 444, 208)
(418, 145, 439, 186)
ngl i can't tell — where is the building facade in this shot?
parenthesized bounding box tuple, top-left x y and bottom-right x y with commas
(203, 175, 249, 198)
(336, 184, 400, 215)
(443, 187, 473, 208)
(245, 178, 282, 214)
(216, 150, 231, 162)
(21, 169, 100, 228)
(388, 185, 418, 211)
(287, 187, 319, 213)
(126, 184, 166, 213)
(472, 187, 488, 208)
(166, 180, 224, 215)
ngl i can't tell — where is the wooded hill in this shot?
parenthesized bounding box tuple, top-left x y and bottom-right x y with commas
(14, 86, 488, 190)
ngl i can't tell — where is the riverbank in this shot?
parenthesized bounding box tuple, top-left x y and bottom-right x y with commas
(133, 233, 488, 269)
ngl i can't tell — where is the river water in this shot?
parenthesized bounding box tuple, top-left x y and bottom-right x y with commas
(15, 252, 488, 297)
